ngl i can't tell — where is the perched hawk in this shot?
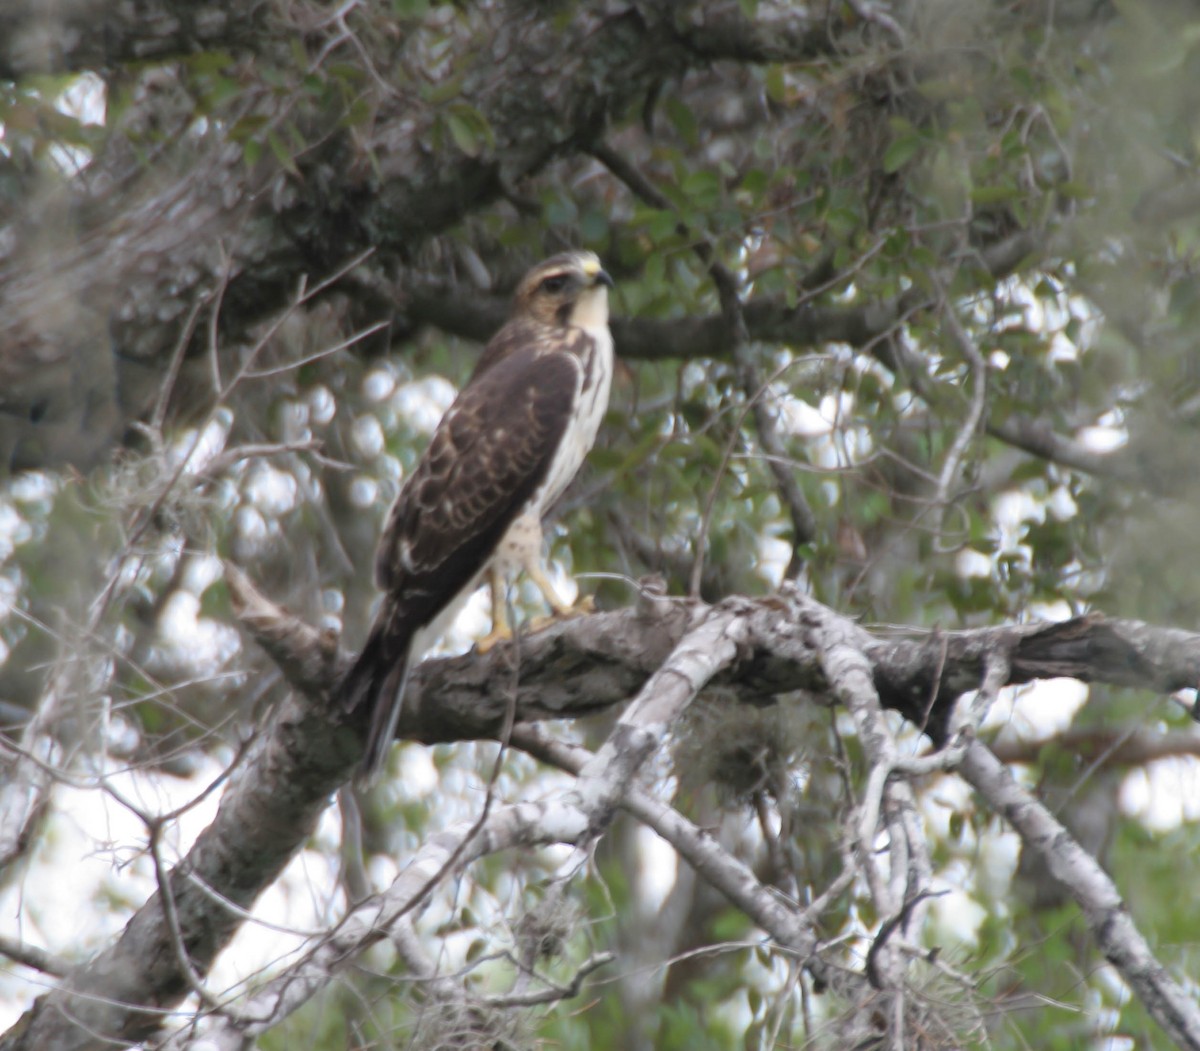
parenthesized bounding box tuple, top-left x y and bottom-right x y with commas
(341, 251, 615, 779)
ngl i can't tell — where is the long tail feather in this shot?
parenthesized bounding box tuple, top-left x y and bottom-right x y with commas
(340, 621, 412, 783)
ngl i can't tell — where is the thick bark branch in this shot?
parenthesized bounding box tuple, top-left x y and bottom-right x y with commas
(8, 571, 1200, 1050)
(0, 0, 272, 78)
(0, 0, 836, 474)
(571, 600, 750, 831)
(234, 566, 1200, 746)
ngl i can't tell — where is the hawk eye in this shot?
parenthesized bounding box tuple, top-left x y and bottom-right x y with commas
(539, 273, 569, 294)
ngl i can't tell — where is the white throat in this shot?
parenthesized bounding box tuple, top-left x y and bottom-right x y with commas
(570, 286, 610, 331)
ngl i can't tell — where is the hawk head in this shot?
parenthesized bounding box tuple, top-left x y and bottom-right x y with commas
(513, 250, 615, 330)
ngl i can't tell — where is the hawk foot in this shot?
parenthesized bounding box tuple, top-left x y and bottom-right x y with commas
(528, 594, 596, 634)
(476, 625, 514, 654)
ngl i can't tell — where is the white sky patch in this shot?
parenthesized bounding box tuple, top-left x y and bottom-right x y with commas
(777, 390, 833, 438)
(927, 868, 988, 950)
(1046, 485, 1078, 520)
(993, 488, 1039, 565)
(1121, 758, 1200, 831)
(956, 547, 992, 578)
(394, 376, 458, 434)
(233, 504, 269, 553)
(364, 367, 397, 403)
(1078, 425, 1128, 452)
(168, 415, 231, 476)
(975, 825, 1022, 902)
(0, 761, 350, 1028)
(1049, 330, 1079, 361)
(429, 583, 491, 656)
(6, 473, 57, 504)
(349, 475, 379, 510)
(244, 463, 299, 517)
(44, 73, 106, 174)
(635, 826, 678, 915)
(350, 413, 386, 460)
(56, 73, 107, 125)
(757, 535, 791, 588)
(993, 488, 1037, 533)
(158, 590, 240, 668)
(0, 576, 16, 622)
(308, 384, 336, 424)
(398, 745, 441, 797)
(182, 554, 224, 595)
(985, 678, 1091, 742)
(0, 504, 30, 563)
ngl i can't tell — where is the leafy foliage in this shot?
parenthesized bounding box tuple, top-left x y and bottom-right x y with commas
(3, 1, 1200, 1049)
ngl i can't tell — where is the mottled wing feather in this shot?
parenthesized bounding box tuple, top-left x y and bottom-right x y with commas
(374, 342, 581, 627)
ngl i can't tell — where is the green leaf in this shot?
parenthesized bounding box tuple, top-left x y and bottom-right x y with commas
(228, 114, 269, 143)
(882, 132, 923, 173)
(682, 170, 721, 211)
(664, 95, 698, 146)
(267, 131, 299, 176)
(579, 207, 609, 243)
(764, 65, 786, 105)
(1056, 180, 1093, 200)
(447, 112, 481, 157)
(970, 183, 1020, 205)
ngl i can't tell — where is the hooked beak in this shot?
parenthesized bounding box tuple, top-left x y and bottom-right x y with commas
(580, 256, 614, 289)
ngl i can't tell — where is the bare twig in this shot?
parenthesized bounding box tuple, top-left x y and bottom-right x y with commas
(242, 319, 389, 379)
(845, 0, 907, 45)
(160, 796, 595, 1048)
(734, 351, 818, 578)
(147, 823, 227, 1014)
(0, 934, 69, 978)
(511, 724, 824, 970)
(989, 726, 1200, 767)
(480, 952, 616, 1008)
(932, 291, 989, 542)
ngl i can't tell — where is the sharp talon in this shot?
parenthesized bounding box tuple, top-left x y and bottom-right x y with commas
(574, 594, 596, 614)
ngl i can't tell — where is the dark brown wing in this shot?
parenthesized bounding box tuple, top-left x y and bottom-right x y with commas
(375, 340, 581, 621)
(339, 337, 581, 779)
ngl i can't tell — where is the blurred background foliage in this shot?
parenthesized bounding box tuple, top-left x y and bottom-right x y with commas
(3, 0, 1200, 1047)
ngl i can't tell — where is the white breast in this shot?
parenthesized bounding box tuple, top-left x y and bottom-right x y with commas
(533, 319, 613, 516)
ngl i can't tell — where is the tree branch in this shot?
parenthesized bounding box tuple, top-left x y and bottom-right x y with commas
(9, 571, 1200, 1049)
(0, 0, 842, 474)
(989, 726, 1200, 767)
(0, 934, 68, 979)
(960, 740, 1200, 1051)
(512, 725, 825, 967)
(162, 797, 594, 1048)
(0, 0, 273, 78)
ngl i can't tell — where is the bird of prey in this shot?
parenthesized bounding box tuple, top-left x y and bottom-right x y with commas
(341, 250, 615, 780)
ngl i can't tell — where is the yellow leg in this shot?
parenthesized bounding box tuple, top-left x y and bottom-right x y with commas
(525, 558, 573, 617)
(476, 567, 514, 653)
(525, 558, 595, 634)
